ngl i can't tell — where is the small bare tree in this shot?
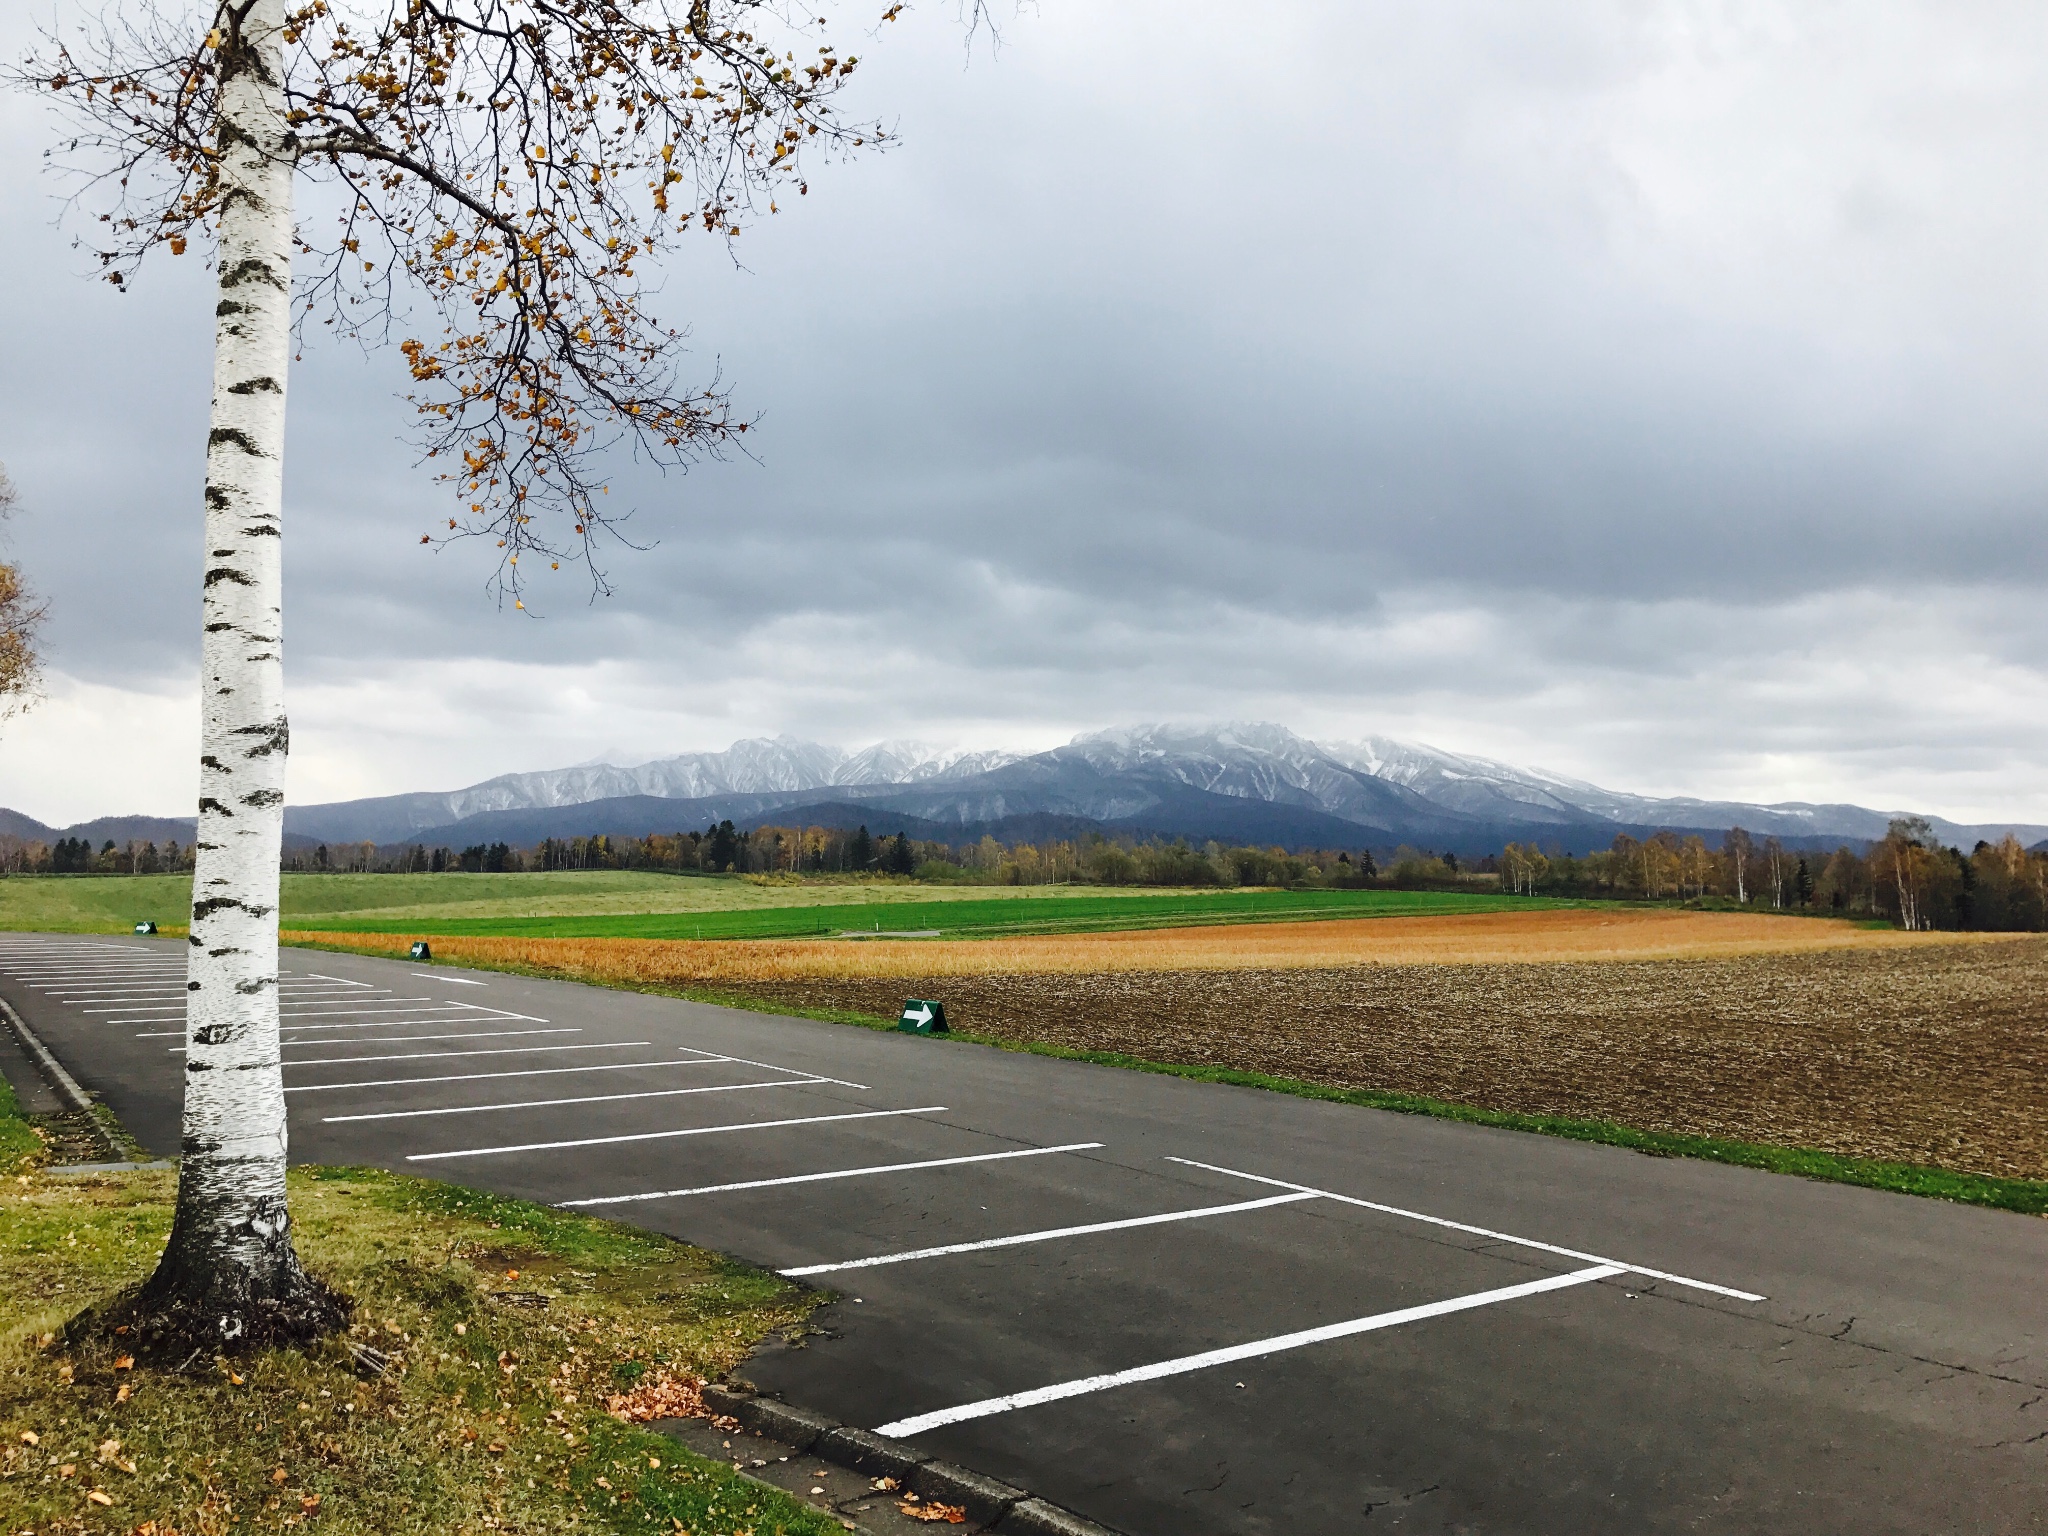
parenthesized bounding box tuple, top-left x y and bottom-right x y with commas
(19, 0, 894, 1357)
(0, 465, 46, 718)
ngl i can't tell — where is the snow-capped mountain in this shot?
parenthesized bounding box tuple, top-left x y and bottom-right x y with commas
(276, 723, 2048, 851)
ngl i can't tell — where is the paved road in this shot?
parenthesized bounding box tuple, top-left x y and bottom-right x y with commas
(2, 934, 2043, 1534)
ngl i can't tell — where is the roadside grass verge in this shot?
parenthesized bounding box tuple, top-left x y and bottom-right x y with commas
(281, 936, 2048, 1219)
(0, 1072, 43, 1173)
(0, 1164, 838, 1536)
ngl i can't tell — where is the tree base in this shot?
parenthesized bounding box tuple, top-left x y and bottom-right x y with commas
(74, 1260, 350, 1367)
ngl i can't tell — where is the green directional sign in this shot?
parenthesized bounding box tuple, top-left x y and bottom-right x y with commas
(897, 999, 948, 1035)
(133, 921, 158, 935)
(410, 941, 433, 960)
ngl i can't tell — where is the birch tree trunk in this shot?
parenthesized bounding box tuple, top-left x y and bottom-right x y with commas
(129, 0, 342, 1353)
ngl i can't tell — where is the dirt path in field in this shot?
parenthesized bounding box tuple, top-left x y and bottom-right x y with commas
(732, 939, 2048, 1181)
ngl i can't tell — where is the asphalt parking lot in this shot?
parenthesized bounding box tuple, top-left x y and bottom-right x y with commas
(3, 934, 2044, 1534)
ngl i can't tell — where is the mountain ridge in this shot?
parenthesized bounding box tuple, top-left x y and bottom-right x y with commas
(10, 724, 2044, 855)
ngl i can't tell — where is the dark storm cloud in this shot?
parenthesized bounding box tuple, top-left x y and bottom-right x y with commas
(4, 1, 2048, 821)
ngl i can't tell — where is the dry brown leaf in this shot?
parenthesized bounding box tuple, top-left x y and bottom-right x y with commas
(899, 1499, 967, 1524)
(87, 1489, 114, 1506)
(604, 1373, 709, 1423)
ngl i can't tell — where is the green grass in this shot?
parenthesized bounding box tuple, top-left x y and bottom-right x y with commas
(0, 1163, 839, 1535)
(0, 1071, 42, 1174)
(0, 873, 196, 935)
(285, 886, 1574, 940)
(0, 869, 1258, 934)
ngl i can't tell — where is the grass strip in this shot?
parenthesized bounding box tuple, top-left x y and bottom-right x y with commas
(286, 935, 2048, 1218)
(0, 1069, 43, 1174)
(0, 1163, 840, 1536)
(281, 887, 1576, 941)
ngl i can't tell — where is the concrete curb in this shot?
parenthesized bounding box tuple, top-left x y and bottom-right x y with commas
(701, 1382, 1124, 1536)
(0, 991, 125, 1162)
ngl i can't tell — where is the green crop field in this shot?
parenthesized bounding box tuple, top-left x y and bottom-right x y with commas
(283, 886, 1574, 941)
(0, 871, 1568, 940)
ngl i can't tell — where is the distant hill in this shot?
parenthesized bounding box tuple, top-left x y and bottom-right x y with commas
(14, 723, 2045, 858)
(0, 809, 196, 845)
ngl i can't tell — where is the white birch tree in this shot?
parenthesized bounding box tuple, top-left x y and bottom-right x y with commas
(20, 0, 895, 1356)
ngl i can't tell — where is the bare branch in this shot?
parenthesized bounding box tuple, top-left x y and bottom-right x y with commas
(14, 0, 902, 601)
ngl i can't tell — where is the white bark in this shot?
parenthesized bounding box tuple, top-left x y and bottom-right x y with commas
(147, 0, 324, 1337)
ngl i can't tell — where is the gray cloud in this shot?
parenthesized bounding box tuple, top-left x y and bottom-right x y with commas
(4, 1, 2048, 822)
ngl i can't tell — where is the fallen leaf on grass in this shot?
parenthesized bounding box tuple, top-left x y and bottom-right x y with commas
(898, 1499, 967, 1523)
(300, 1493, 321, 1513)
(115, 1384, 131, 1403)
(19, 1430, 37, 1446)
(114, 1355, 135, 1371)
(88, 1489, 114, 1506)
(605, 1373, 709, 1423)
(272, 1467, 289, 1485)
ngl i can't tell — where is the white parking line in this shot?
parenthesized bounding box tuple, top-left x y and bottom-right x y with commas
(89, 1000, 449, 1018)
(138, 1016, 523, 1037)
(406, 1105, 951, 1162)
(271, 1041, 647, 1068)
(412, 971, 488, 985)
(780, 1191, 1323, 1277)
(282, 1028, 580, 1046)
(1169, 1157, 1765, 1303)
(706, 1050, 871, 1091)
(283, 1057, 737, 1093)
(873, 1264, 1627, 1438)
(325, 1077, 821, 1122)
(162, 1026, 582, 1048)
(561, 1143, 1106, 1209)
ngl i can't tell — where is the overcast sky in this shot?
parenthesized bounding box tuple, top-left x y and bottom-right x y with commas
(3, 1, 2046, 825)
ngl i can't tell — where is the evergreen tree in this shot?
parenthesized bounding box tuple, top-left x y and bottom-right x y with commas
(848, 825, 875, 870)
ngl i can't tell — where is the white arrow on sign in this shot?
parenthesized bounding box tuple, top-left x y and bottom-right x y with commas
(902, 1003, 934, 1027)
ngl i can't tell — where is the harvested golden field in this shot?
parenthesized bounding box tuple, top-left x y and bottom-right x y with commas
(287, 905, 2002, 985)
(734, 939, 2048, 1181)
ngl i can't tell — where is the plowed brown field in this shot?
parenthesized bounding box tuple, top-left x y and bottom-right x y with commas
(734, 939, 2048, 1180)
(294, 912, 2048, 1179)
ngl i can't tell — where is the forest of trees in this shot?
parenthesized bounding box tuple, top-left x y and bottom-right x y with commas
(5, 815, 2044, 931)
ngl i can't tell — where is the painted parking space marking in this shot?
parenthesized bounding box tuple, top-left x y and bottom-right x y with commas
(1170, 1157, 1765, 1302)
(265, 1040, 650, 1068)
(280, 1028, 582, 1047)
(407, 1105, 952, 1162)
(873, 1264, 1627, 1438)
(561, 1143, 1108, 1209)
(780, 1191, 1324, 1277)
(412, 971, 489, 985)
(282, 1056, 744, 1093)
(325, 1077, 827, 1123)
(139, 1017, 491, 1037)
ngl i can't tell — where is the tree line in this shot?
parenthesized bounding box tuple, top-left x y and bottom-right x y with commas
(1499, 819, 2048, 930)
(8, 815, 2044, 931)
(0, 835, 194, 875)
